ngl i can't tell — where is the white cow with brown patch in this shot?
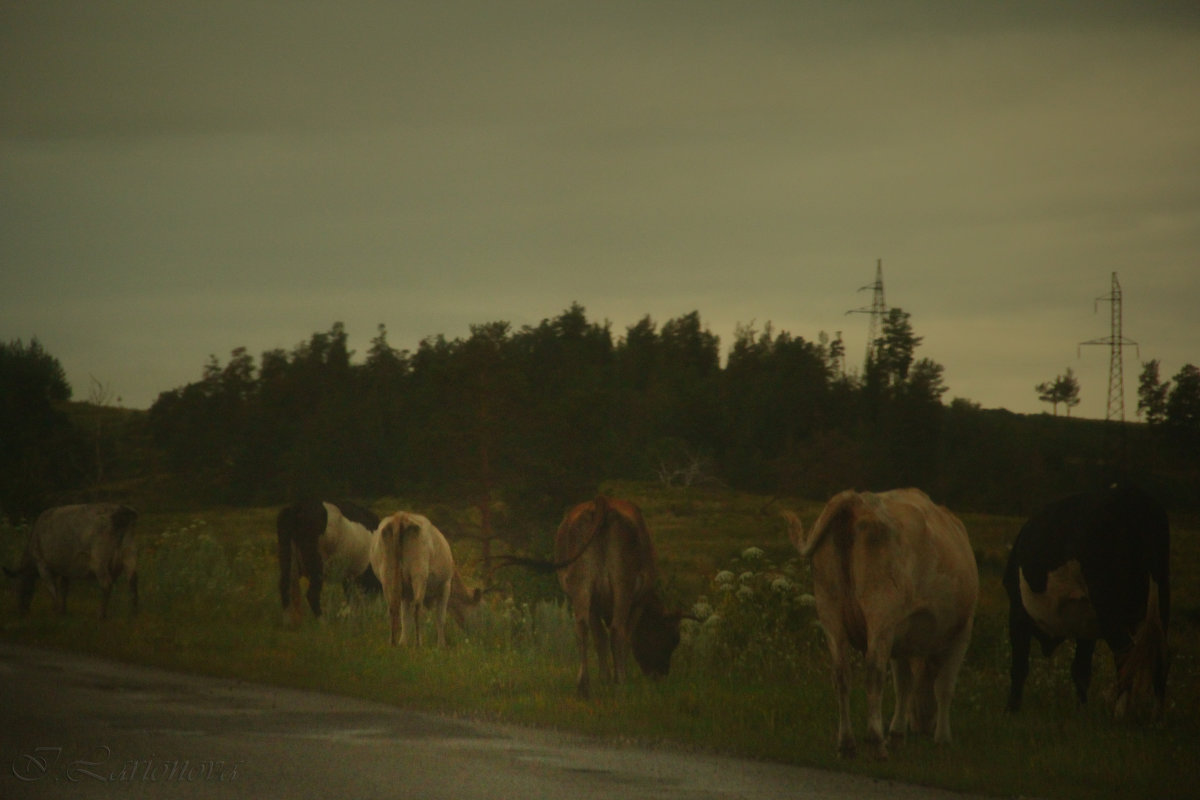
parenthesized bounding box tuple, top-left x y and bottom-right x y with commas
(369, 511, 456, 647)
(784, 488, 978, 759)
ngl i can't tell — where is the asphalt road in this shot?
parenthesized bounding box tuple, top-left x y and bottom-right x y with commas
(0, 643, 990, 800)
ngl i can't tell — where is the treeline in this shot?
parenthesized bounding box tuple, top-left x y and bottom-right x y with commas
(142, 303, 1198, 517)
(141, 306, 944, 511)
(3, 306, 1197, 528)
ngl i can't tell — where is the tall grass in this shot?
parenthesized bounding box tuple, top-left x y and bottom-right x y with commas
(2, 488, 1198, 800)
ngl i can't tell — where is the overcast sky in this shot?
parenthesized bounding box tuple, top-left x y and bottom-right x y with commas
(3, 2, 1198, 418)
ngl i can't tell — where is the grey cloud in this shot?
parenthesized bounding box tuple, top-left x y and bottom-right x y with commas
(2, 1, 1197, 415)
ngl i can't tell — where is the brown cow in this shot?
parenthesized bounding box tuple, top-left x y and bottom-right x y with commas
(4, 503, 138, 619)
(785, 488, 978, 759)
(532, 496, 682, 698)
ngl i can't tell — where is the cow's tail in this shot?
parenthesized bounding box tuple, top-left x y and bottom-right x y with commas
(493, 495, 610, 574)
(388, 516, 408, 587)
(1116, 576, 1169, 720)
(787, 490, 859, 559)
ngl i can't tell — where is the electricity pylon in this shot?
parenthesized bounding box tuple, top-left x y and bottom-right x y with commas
(846, 259, 886, 371)
(1080, 271, 1138, 423)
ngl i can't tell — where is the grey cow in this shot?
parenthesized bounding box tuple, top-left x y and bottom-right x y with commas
(5, 503, 138, 618)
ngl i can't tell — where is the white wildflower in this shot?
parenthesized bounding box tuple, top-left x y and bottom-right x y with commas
(714, 570, 736, 586)
(736, 585, 754, 601)
(741, 546, 765, 562)
(771, 577, 794, 594)
(797, 593, 817, 608)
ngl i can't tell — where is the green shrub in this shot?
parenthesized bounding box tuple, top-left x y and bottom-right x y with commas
(150, 519, 235, 615)
(681, 546, 825, 682)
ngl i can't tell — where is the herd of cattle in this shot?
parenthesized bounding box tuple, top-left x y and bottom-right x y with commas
(4, 483, 1172, 758)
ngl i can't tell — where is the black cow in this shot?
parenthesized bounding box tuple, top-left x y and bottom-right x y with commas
(277, 500, 382, 620)
(1004, 484, 1170, 719)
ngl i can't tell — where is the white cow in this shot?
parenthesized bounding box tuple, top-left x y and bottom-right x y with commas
(370, 511, 455, 647)
(784, 488, 979, 759)
(5, 503, 138, 619)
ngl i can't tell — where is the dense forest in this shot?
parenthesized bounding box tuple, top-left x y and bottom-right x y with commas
(3, 304, 1198, 537)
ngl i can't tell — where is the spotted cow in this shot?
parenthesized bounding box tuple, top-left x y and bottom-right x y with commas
(277, 500, 381, 621)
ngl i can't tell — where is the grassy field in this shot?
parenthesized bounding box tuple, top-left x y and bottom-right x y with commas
(2, 482, 1198, 800)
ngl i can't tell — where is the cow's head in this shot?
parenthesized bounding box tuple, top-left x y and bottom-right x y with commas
(631, 601, 682, 678)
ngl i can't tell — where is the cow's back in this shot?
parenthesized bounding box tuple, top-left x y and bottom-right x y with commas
(878, 490, 978, 648)
(891, 490, 978, 603)
(320, 501, 377, 577)
(1006, 485, 1170, 626)
(30, 504, 135, 578)
(555, 498, 657, 616)
(370, 512, 453, 591)
(807, 489, 977, 656)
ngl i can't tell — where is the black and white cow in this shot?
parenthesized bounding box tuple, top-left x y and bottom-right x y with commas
(1004, 484, 1170, 719)
(276, 500, 382, 620)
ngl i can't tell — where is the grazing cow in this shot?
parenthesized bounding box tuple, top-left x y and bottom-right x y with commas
(276, 500, 382, 621)
(785, 488, 978, 759)
(4, 503, 138, 619)
(502, 496, 683, 698)
(1004, 484, 1170, 719)
(370, 511, 462, 647)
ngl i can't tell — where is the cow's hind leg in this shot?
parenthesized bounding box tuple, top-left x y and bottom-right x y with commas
(411, 599, 423, 648)
(128, 572, 139, 616)
(573, 608, 592, 698)
(932, 621, 972, 744)
(591, 607, 613, 686)
(407, 576, 427, 648)
(824, 630, 857, 758)
(611, 588, 639, 687)
(889, 657, 915, 742)
(388, 599, 402, 646)
(863, 635, 893, 759)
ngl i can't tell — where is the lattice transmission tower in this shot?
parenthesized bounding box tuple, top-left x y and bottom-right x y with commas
(845, 258, 887, 371)
(1080, 271, 1138, 423)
